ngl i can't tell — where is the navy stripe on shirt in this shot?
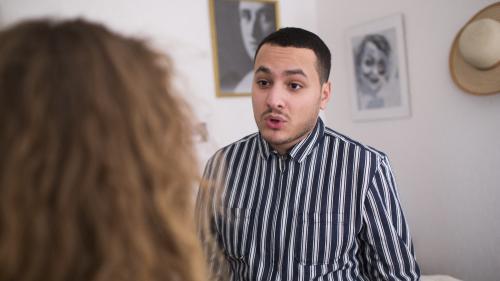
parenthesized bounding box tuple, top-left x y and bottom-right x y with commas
(197, 118, 420, 281)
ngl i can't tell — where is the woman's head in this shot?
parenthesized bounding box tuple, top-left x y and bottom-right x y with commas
(355, 34, 391, 95)
(0, 18, 204, 281)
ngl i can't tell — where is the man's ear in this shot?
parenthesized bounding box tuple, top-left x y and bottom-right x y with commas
(319, 81, 332, 110)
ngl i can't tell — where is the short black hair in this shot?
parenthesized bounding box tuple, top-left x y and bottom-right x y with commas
(254, 27, 331, 84)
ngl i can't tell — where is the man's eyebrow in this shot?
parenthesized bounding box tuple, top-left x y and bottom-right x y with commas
(255, 66, 271, 74)
(255, 66, 307, 78)
(283, 69, 307, 78)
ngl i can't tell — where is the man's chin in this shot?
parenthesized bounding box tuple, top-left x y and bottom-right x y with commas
(261, 131, 284, 143)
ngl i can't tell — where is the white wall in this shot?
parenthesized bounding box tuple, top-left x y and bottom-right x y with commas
(318, 1, 500, 280)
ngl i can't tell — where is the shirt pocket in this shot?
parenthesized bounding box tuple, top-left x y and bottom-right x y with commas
(219, 207, 251, 260)
(293, 211, 344, 267)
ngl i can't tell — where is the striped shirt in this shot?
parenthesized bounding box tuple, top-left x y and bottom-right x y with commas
(197, 118, 420, 281)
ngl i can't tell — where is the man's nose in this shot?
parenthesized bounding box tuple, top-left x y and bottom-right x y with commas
(265, 85, 285, 110)
(251, 14, 263, 39)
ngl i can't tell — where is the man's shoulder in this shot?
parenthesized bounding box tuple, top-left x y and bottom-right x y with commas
(323, 126, 388, 160)
(208, 132, 260, 161)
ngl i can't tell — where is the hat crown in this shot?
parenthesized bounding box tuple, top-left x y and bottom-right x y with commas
(458, 18, 500, 69)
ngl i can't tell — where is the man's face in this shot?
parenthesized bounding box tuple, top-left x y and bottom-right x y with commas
(252, 44, 331, 155)
(239, 2, 274, 58)
(358, 41, 389, 93)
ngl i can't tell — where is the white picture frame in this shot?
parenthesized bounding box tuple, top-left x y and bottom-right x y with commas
(346, 14, 411, 121)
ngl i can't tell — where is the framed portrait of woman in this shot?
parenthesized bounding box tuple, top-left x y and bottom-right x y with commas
(346, 14, 411, 121)
(209, 0, 280, 97)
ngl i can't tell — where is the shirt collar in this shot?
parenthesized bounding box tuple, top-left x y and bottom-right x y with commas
(257, 117, 325, 162)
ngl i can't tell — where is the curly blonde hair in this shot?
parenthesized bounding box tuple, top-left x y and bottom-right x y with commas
(0, 18, 205, 281)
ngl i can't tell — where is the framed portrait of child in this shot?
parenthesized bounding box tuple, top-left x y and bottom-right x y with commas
(346, 14, 411, 121)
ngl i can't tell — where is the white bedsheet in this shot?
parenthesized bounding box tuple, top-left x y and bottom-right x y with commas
(421, 275, 463, 281)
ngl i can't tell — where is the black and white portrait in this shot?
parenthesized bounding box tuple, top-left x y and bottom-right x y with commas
(353, 30, 400, 110)
(210, 0, 278, 97)
(346, 14, 410, 121)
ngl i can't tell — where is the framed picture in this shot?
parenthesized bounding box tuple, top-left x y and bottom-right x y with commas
(209, 0, 280, 97)
(346, 14, 411, 121)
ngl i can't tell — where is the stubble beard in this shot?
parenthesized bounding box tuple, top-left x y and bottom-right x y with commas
(263, 118, 317, 152)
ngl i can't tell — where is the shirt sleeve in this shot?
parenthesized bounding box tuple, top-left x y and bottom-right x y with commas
(360, 155, 420, 281)
(195, 153, 230, 281)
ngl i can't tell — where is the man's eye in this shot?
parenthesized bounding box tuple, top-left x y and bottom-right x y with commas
(257, 80, 271, 87)
(241, 10, 251, 21)
(289, 82, 302, 90)
(260, 10, 273, 22)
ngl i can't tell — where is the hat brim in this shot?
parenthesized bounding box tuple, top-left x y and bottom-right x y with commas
(449, 2, 500, 95)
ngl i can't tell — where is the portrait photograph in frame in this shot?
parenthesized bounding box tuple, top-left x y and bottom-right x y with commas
(209, 0, 279, 97)
(346, 14, 411, 121)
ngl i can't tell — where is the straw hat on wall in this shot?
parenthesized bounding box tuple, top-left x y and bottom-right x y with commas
(449, 2, 500, 95)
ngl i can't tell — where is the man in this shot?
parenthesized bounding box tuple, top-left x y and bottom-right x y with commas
(198, 27, 420, 281)
(234, 1, 276, 93)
